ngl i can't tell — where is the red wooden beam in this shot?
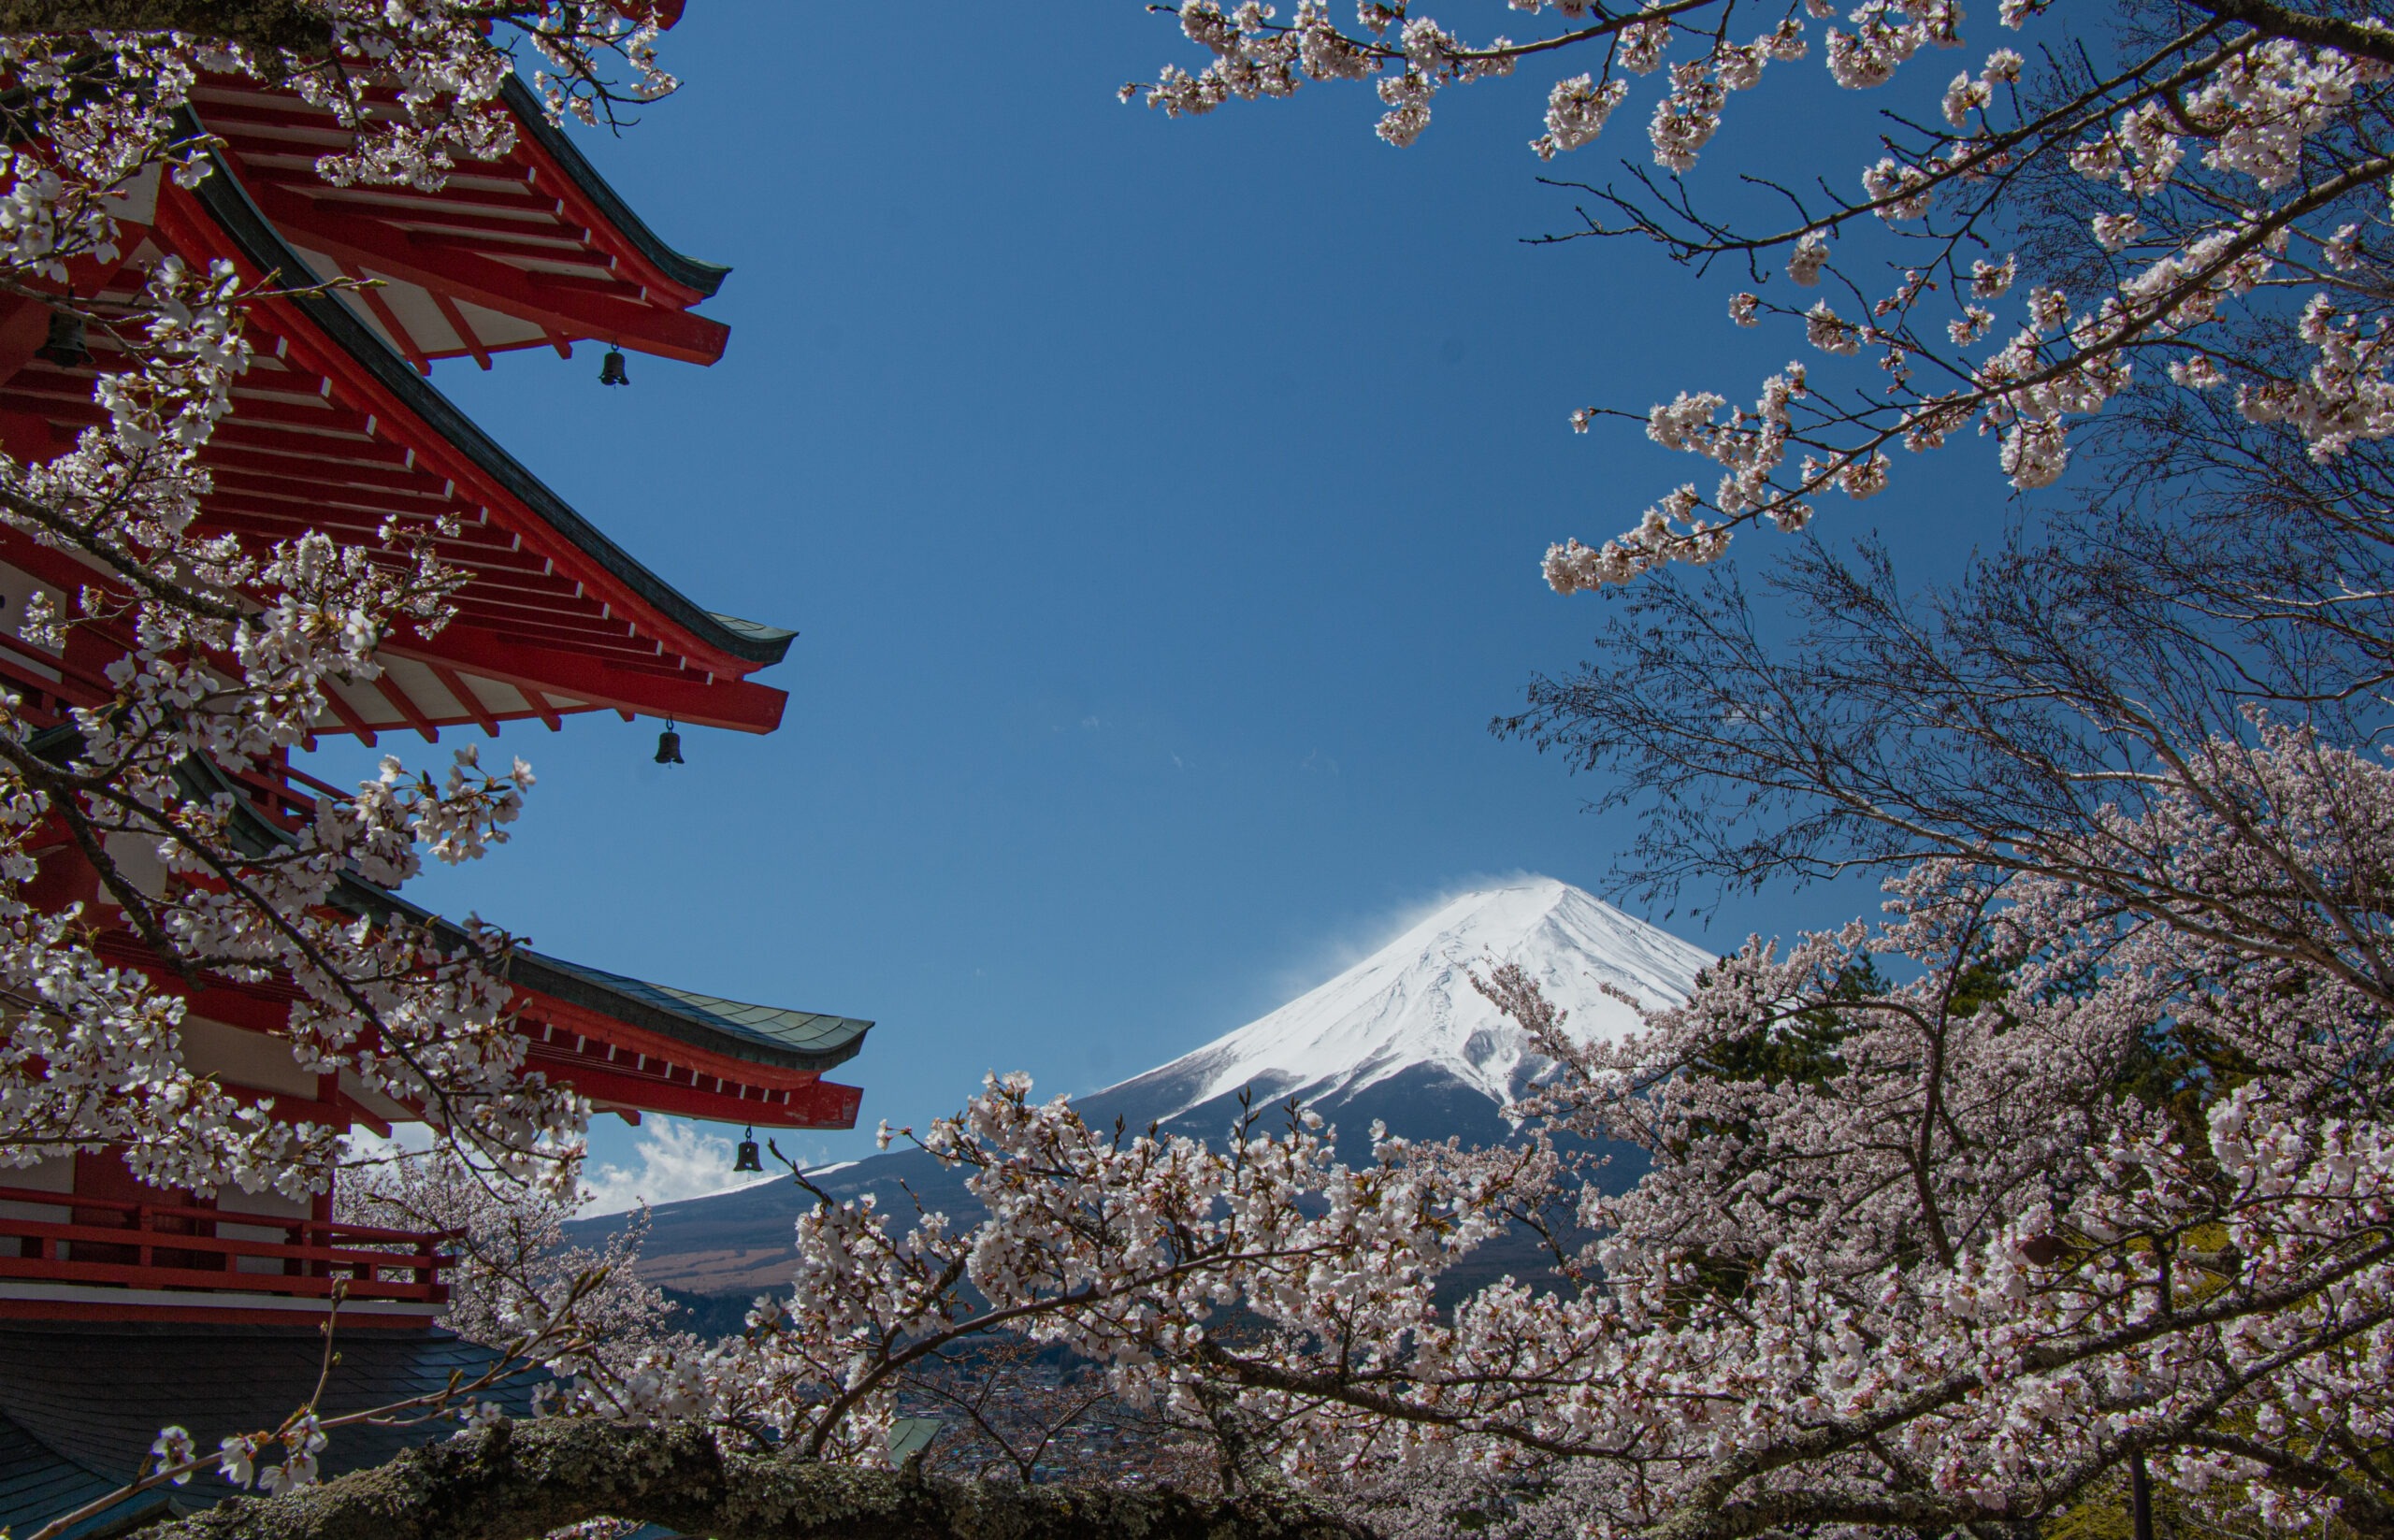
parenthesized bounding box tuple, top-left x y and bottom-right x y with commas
(200, 98, 405, 134)
(529, 1058, 860, 1129)
(0, 1251, 442, 1303)
(786, 1078, 865, 1129)
(498, 266, 648, 301)
(2, 380, 380, 449)
(386, 217, 594, 252)
(371, 672, 440, 742)
(346, 270, 433, 376)
(315, 684, 379, 746)
(393, 626, 786, 734)
(199, 497, 517, 558)
(441, 587, 635, 631)
(426, 661, 501, 737)
(205, 445, 448, 497)
(248, 184, 727, 364)
(427, 288, 493, 370)
(437, 616, 661, 665)
(209, 420, 409, 465)
(297, 181, 566, 221)
(221, 392, 375, 436)
(202, 480, 464, 525)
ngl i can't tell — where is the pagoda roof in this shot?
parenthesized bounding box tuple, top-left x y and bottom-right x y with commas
(0, 153, 792, 738)
(324, 866, 873, 1086)
(186, 149, 790, 672)
(189, 76, 731, 368)
(512, 954, 874, 1075)
(30, 744, 873, 1123)
(0, 1324, 541, 1540)
(500, 78, 729, 300)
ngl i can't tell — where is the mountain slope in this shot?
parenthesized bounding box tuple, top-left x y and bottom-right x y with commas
(582, 878, 1709, 1297)
(1076, 877, 1709, 1146)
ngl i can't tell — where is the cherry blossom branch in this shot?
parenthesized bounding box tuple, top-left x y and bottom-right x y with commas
(2177, 0, 2394, 67)
(133, 1417, 1374, 1540)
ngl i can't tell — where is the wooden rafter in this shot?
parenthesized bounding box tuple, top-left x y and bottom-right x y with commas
(426, 288, 492, 370)
(426, 661, 501, 737)
(247, 184, 726, 365)
(370, 673, 440, 742)
(316, 684, 379, 747)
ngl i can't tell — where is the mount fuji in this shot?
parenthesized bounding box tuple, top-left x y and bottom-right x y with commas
(573, 878, 1709, 1298)
(1075, 878, 1709, 1149)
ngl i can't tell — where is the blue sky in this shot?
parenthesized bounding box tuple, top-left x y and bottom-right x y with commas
(323, 3, 2025, 1201)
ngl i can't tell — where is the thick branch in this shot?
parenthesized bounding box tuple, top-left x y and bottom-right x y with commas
(137, 1418, 1369, 1540)
(0, 1, 334, 50)
(2178, 0, 2394, 65)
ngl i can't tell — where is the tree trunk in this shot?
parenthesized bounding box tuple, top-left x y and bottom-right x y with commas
(137, 1418, 1368, 1540)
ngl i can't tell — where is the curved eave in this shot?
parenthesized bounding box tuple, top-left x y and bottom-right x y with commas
(183, 138, 791, 670)
(320, 869, 867, 1078)
(500, 76, 729, 301)
(0, 1327, 543, 1537)
(47, 748, 862, 1087)
(512, 952, 873, 1077)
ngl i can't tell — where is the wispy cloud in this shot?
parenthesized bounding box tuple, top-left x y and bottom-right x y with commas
(1262, 871, 1550, 1004)
(579, 1119, 778, 1216)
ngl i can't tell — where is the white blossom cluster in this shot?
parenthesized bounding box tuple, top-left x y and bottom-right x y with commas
(340, 1151, 697, 1407)
(555, 723, 2386, 1538)
(1136, 1, 2394, 592)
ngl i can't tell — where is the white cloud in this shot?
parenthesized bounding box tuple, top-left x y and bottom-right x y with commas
(343, 1124, 435, 1165)
(1262, 871, 1551, 1004)
(579, 1118, 778, 1216)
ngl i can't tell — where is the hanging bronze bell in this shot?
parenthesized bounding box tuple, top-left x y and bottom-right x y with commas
(732, 1129, 762, 1173)
(654, 726, 684, 764)
(598, 346, 629, 386)
(36, 309, 89, 368)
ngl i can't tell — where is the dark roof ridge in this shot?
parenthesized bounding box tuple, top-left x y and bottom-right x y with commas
(327, 866, 871, 1077)
(130, 750, 861, 1081)
(511, 952, 873, 1075)
(180, 122, 793, 669)
(498, 75, 731, 300)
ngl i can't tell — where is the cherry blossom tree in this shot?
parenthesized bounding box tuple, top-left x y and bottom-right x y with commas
(1130, 0, 2394, 589)
(121, 731, 2394, 1540)
(338, 1150, 696, 1404)
(510, 7, 2394, 1533)
(10, 6, 2394, 1540)
(416, 724, 2371, 1540)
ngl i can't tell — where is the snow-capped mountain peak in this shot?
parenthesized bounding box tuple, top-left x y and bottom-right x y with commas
(1081, 878, 1710, 1141)
(581, 877, 1713, 1295)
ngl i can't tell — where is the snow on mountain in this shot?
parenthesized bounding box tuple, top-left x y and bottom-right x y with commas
(581, 877, 1711, 1296)
(1076, 877, 1710, 1144)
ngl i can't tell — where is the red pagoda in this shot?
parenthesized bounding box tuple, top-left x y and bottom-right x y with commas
(0, 71, 863, 1354)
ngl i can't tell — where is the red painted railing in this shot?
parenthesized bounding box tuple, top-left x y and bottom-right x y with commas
(0, 1185, 454, 1303)
(225, 756, 352, 834)
(0, 638, 354, 834)
(0, 631, 109, 730)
